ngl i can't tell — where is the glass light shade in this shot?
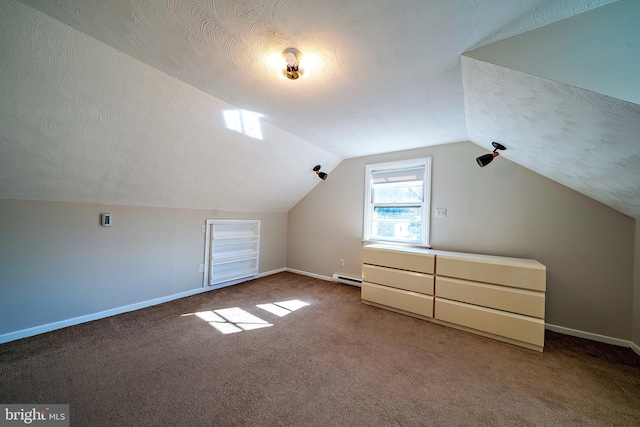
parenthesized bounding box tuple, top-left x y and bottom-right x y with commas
(285, 52, 297, 67)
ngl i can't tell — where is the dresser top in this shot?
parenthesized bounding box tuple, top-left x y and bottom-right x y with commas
(363, 244, 545, 270)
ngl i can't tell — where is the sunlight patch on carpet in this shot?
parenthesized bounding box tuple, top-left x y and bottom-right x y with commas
(182, 300, 310, 334)
(186, 308, 272, 334)
(256, 300, 309, 317)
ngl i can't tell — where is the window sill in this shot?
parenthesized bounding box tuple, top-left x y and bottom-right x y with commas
(361, 239, 431, 250)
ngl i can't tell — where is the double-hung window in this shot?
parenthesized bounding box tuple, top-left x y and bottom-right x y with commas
(363, 158, 431, 247)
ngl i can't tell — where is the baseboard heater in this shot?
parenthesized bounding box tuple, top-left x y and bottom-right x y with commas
(332, 274, 362, 287)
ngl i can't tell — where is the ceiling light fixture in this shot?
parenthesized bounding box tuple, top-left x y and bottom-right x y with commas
(476, 142, 506, 167)
(283, 48, 302, 80)
(313, 165, 328, 180)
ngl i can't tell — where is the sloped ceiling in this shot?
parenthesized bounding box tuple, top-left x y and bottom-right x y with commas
(0, 0, 341, 212)
(462, 57, 640, 219)
(464, 0, 640, 219)
(1, 0, 634, 215)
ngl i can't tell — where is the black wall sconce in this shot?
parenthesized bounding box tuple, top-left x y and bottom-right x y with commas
(313, 165, 328, 180)
(476, 142, 506, 167)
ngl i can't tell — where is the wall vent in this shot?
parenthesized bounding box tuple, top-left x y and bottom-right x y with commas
(332, 274, 362, 287)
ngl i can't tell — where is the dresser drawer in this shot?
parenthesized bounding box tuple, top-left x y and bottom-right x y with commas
(362, 282, 434, 318)
(363, 264, 434, 295)
(436, 253, 546, 291)
(434, 298, 544, 347)
(362, 246, 435, 274)
(435, 276, 544, 318)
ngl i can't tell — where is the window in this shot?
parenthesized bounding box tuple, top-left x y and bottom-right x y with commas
(363, 158, 431, 247)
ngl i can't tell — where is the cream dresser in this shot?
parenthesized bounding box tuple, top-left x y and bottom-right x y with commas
(361, 244, 546, 351)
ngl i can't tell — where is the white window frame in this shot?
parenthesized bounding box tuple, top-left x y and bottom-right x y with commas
(363, 158, 431, 247)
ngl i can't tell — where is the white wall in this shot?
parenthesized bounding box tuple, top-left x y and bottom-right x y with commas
(287, 142, 635, 340)
(0, 199, 287, 339)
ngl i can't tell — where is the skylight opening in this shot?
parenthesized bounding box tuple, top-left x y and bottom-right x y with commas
(223, 109, 264, 140)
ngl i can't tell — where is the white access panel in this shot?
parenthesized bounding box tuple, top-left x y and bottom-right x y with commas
(203, 219, 260, 287)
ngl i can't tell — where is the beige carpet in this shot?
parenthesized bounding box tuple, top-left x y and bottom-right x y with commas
(1, 272, 639, 426)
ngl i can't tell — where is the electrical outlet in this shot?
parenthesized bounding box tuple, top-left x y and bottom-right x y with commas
(435, 208, 447, 218)
(199, 264, 205, 273)
(340, 259, 345, 267)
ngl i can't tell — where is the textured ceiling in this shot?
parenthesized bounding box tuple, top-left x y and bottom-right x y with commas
(462, 56, 640, 219)
(0, 0, 340, 212)
(16, 0, 615, 159)
(1, 0, 632, 215)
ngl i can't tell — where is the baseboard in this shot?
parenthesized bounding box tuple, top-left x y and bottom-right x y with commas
(286, 268, 365, 287)
(285, 268, 332, 282)
(0, 268, 285, 345)
(257, 268, 286, 278)
(4, 270, 636, 352)
(545, 323, 632, 348)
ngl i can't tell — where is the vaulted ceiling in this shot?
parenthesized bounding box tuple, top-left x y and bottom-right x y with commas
(1, 0, 638, 216)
